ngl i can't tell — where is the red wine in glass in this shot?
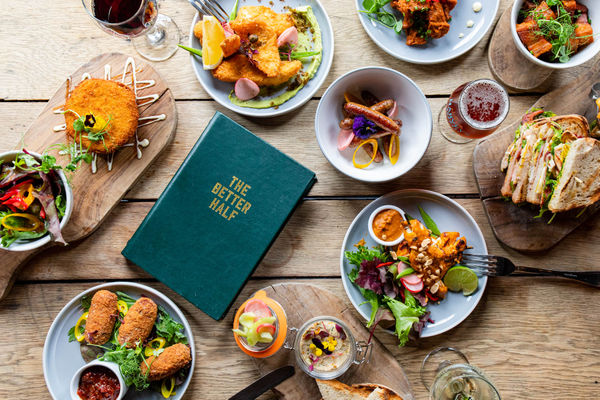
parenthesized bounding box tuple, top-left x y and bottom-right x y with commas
(438, 79, 510, 144)
(82, 0, 180, 61)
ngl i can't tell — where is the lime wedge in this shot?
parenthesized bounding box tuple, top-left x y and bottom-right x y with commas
(443, 266, 478, 296)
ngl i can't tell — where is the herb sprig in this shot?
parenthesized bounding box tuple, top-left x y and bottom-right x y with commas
(361, 0, 403, 34)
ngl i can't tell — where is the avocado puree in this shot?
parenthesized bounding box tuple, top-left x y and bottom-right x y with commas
(229, 6, 323, 108)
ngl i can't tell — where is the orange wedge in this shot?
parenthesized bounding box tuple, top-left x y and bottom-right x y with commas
(201, 15, 226, 70)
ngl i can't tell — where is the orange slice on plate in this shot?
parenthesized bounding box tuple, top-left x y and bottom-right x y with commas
(201, 15, 226, 70)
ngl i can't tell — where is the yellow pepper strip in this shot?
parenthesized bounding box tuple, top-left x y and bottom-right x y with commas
(352, 139, 378, 169)
(19, 184, 35, 208)
(74, 312, 89, 342)
(0, 213, 43, 232)
(117, 300, 129, 315)
(596, 98, 600, 120)
(161, 376, 176, 398)
(388, 135, 400, 165)
(144, 337, 167, 357)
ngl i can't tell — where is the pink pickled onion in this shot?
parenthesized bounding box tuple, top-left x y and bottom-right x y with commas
(277, 27, 298, 48)
(387, 101, 398, 119)
(235, 78, 260, 101)
(337, 129, 355, 151)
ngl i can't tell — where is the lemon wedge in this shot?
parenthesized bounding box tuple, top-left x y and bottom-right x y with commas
(201, 15, 225, 70)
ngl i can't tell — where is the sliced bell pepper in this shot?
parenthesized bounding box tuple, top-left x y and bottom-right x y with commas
(144, 337, 167, 357)
(74, 312, 89, 342)
(352, 139, 378, 169)
(117, 300, 129, 315)
(0, 213, 44, 232)
(0, 180, 35, 211)
(161, 376, 176, 398)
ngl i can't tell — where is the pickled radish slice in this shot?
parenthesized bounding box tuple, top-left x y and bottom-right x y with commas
(401, 277, 424, 293)
(277, 27, 298, 48)
(256, 323, 276, 335)
(244, 299, 271, 318)
(401, 273, 422, 285)
(387, 101, 398, 119)
(337, 129, 355, 151)
(235, 78, 260, 101)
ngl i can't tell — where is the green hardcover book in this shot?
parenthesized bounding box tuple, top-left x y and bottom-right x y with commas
(122, 112, 316, 320)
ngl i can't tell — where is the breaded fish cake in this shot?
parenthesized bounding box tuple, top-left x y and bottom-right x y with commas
(118, 297, 157, 348)
(64, 78, 139, 154)
(140, 343, 192, 381)
(229, 19, 280, 78)
(212, 54, 301, 87)
(236, 6, 294, 36)
(85, 290, 118, 345)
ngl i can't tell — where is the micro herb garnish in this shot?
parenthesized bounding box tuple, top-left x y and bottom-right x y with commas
(279, 44, 321, 61)
(360, 0, 403, 34)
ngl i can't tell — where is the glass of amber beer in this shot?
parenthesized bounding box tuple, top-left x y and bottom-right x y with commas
(438, 79, 510, 144)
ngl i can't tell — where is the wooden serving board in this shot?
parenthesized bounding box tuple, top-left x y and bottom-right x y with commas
(487, 6, 553, 91)
(0, 52, 177, 299)
(251, 283, 415, 400)
(473, 61, 600, 252)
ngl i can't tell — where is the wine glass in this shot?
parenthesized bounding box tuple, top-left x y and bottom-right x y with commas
(438, 79, 510, 144)
(421, 347, 501, 400)
(82, 0, 181, 62)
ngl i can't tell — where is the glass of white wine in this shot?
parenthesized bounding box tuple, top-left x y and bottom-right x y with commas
(420, 347, 501, 400)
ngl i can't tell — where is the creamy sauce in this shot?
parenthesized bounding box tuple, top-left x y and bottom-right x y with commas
(459, 33, 465, 39)
(472, 2, 482, 13)
(54, 57, 166, 173)
(299, 320, 350, 373)
(466, 20, 475, 28)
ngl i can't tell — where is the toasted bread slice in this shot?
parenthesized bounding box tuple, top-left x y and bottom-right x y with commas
(550, 114, 590, 139)
(353, 384, 403, 400)
(366, 388, 388, 400)
(316, 379, 371, 400)
(548, 138, 600, 212)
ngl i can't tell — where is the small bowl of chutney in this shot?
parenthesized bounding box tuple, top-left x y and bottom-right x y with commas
(70, 360, 127, 400)
(368, 205, 406, 247)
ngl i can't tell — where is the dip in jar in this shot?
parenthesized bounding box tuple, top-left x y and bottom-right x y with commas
(77, 365, 120, 400)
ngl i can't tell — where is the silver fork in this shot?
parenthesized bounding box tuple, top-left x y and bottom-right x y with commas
(461, 254, 600, 288)
(189, 0, 229, 23)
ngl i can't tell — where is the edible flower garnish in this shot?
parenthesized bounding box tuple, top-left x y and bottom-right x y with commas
(352, 115, 378, 139)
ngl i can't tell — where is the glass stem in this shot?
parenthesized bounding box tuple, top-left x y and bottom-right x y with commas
(145, 23, 166, 46)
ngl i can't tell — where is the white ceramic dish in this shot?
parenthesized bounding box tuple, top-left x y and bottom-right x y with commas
(188, 0, 334, 117)
(355, 0, 499, 64)
(511, 0, 600, 69)
(0, 150, 73, 252)
(315, 67, 432, 183)
(43, 282, 195, 400)
(70, 360, 127, 400)
(367, 205, 406, 247)
(340, 189, 488, 338)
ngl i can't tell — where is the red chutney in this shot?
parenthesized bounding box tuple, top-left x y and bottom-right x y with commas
(77, 366, 120, 400)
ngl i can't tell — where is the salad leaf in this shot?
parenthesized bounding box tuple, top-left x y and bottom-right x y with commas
(100, 343, 152, 391)
(361, 290, 381, 328)
(345, 244, 388, 267)
(156, 306, 188, 345)
(0, 229, 45, 248)
(384, 295, 426, 346)
(32, 172, 65, 245)
(55, 194, 66, 218)
(418, 206, 441, 237)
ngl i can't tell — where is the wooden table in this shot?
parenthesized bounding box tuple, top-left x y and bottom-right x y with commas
(1, 0, 599, 398)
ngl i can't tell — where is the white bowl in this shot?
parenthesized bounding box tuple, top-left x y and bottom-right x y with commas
(367, 205, 406, 247)
(511, 0, 600, 69)
(69, 360, 128, 400)
(315, 67, 432, 183)
(0, 150, 73, 252)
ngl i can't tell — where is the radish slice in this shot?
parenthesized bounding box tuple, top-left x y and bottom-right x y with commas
(235, 78, 260, 101)
(387, 101, 398, 119)
(402, 279, 424, 293)
(277, 27, 299, 48)
(396, 261, 410, 273)
(256, 323, 276, 335)
(223, 22, 235, 37)
(401, 273, 422, 285)
(337, 129, 355, 151)
(244, 299, 271, 318)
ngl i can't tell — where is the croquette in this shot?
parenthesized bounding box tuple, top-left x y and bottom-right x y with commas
(140, 343, 192, 381)
(117, 297, 157, 348)
(85, 290, 118, 345)
(64, 78, 139, 154)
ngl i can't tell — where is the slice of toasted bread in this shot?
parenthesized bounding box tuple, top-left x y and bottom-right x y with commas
(353, 384, 403, 400)
(548, 138, 600, 212)
(550, 114, 590, 139)
(316, 379, 371, 400)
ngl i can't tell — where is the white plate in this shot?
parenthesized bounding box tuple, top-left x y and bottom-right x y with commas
(340, 189, 488, 338)
(315, 67, 432, 182)
(188, 0, 334, 117)
(43, 282, 195, 400)
(356, 0, 500, 64)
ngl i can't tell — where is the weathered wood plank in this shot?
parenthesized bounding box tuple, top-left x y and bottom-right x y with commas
(0, 96, 538, 198)
(1, 0, 598, 101)
(1, 279, 598, 399)
(12, 198, 600, 282)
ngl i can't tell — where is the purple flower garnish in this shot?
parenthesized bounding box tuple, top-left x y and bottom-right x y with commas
(352, 115, 378, 139)
(316, 330, 329, 340)
(311, 338, 332, 355)
(335, 324, 347, 340)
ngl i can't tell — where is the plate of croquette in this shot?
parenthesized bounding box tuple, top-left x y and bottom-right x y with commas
(43, 282, 195, 400)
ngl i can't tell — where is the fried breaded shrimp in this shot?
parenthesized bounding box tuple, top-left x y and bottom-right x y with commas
(117, 297, 157, 348)
(212, 54, 301, 87)
(64, 78, 139, 154)
(229, 19, 280, 77)
(236, 6, 294, 36)
(140, 343, 192, 381)
(85, 290, 118, 345)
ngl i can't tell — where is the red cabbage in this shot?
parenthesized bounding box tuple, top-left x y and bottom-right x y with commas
(32, 172, 66, 245)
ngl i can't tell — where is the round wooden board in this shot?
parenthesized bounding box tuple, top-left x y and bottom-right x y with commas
(248, 283, 415, 400)
(0, 52, 177, 300)
(488, 7, 553, 91)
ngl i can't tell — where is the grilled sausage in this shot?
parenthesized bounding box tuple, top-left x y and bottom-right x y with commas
(118, 297, 157, 348)
(370, 99, 395, 114)
(140, 343, 192, 381)
(85, 290, 118, 345)
(339, 118, 354, 130)
(362, 142, 384, 163)
(344, 102, 400, 133)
